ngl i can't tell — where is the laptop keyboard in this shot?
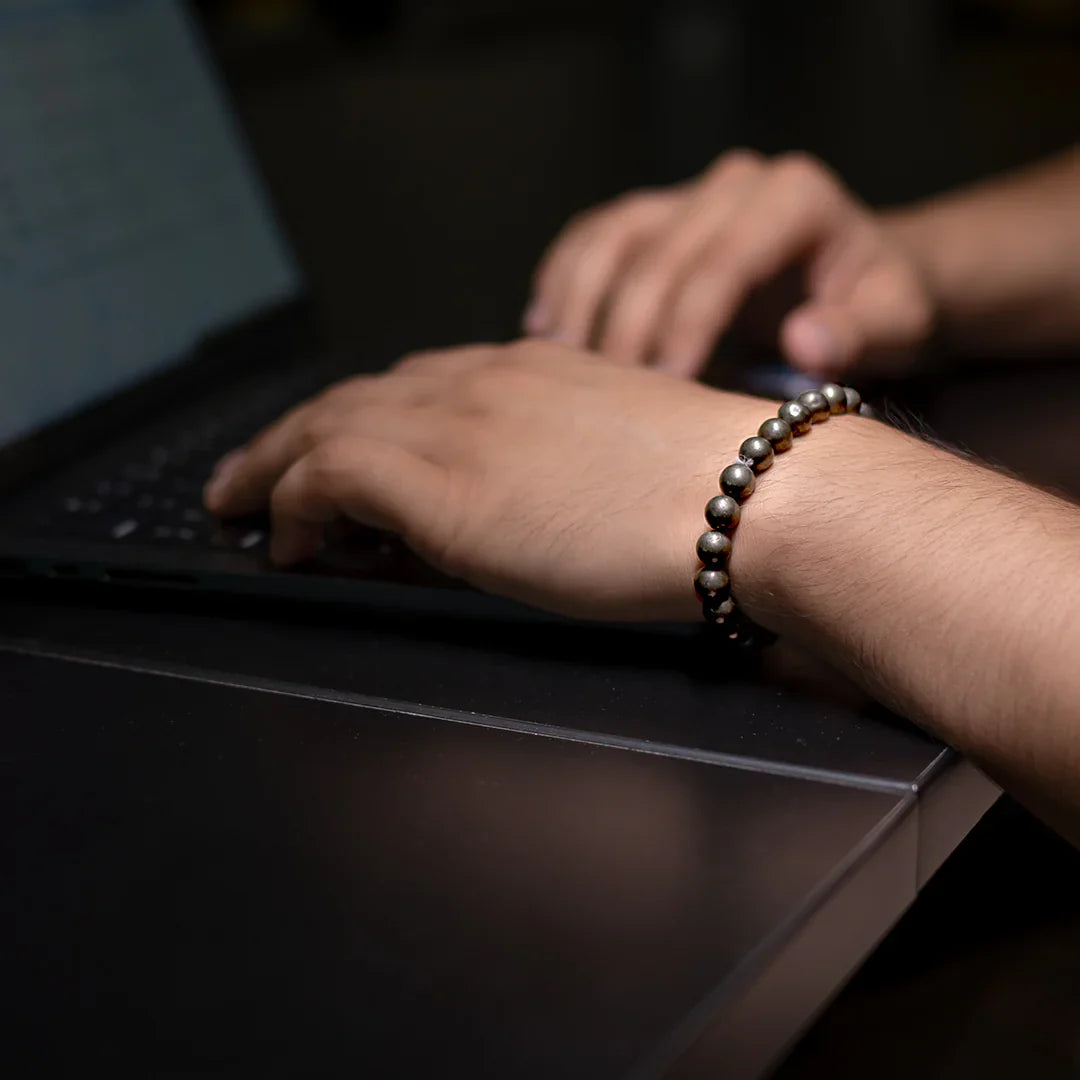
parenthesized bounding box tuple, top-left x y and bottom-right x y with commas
(21, 365, 339, 554)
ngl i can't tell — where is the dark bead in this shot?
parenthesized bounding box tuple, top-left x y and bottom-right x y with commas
(819, 383, 847, 414)
(844, 386, 862, 413)
(797, 389, 830, 422)
(777, 400, 812, 435)
(720, 462, 756, 501)
(702, 596, 735, 621)
(694, 568, 730, 602)
(758, 417, 793, 452)
(696, 530, 733, 567)
(738, 436, 775, 473)
(705, 495, 741, 532)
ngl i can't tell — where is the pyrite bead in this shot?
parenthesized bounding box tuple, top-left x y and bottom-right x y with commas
(705, 494, 741, 532)
(702, 596, 735, 621)
(819, 382, 847, 414)
(843, 386, 862, 413)
(694, 568, 730, 602)
(797, 389, 830, 422)
(696, 530, 733, 567)
(777, 400, 812, 435)
(758, 417, 793, 452)
(720, 462, 756, 501)
(738, 436, 775, 473)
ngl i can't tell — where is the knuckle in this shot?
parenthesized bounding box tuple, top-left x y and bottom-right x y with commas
(610, 187, 661, 217)
(298, 411, 338, 450)
(773, 152, 838, 197)
(392, 348, 440, 374)
(705, 147, 763, 181)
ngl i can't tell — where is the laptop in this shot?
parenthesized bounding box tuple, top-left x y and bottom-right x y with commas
(0, 0, 511, 620)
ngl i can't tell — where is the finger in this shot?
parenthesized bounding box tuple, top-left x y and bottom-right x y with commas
(204, 376, 437, 517)
(655, 155, 849, 377)
(268, 437, 446, 566)
(780, 302, 865, 374)
(781, 260, 934, 375)
(543, 192, 678, 348)
(204, 399, 317, 517)
(526, 206, 609, 337)
(598, 153, 762, 367)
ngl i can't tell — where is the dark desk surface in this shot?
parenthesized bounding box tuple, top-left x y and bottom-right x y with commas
(2, 585, 996, 1077)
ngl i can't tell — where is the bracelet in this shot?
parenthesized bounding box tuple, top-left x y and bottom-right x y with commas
(695, 382, 864, 644)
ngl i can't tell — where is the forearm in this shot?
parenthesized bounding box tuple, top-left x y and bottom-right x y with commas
(733, 414, 1080, 843)
(882, 146, 1080, 357)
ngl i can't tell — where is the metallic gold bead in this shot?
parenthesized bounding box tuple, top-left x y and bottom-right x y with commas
(778, 400, 812, 435)
(696, 530, 733, 567)
(738, 436, 775, 473)
(694, 568, 731, 602)
(819, 383, 847, 414)
(720, 462, 756, 501)
(797, 389, 830, 422)
(702, 596, 736, 622)
(758, 417, 793, 452)
(705, 495, 741, 532)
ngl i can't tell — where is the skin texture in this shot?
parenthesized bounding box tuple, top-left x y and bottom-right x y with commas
(525, 150, 935, 377)
(204, 341, 1080, 847)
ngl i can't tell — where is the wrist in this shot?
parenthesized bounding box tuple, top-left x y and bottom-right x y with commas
(727, 411, 900, 641)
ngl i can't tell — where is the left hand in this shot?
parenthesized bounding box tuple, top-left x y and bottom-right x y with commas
(203, 340, 770, 621)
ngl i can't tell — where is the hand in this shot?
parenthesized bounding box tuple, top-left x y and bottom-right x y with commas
(203, 341, 770, 621)
(525, 150, 935, 378)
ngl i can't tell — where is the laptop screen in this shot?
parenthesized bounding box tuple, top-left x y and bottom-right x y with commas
(0, 0, 301, 448)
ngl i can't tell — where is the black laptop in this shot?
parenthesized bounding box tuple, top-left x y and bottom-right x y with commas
(0, 0, 515, 617)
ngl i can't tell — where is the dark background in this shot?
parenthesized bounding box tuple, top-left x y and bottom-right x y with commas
(188, 1, 1080, 1074)
(193, 0, 1080, 352)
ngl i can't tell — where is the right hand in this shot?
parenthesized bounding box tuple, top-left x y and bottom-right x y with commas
(524, 150, 936, 379)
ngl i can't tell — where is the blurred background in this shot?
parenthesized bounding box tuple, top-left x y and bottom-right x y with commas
(191, 0, 1080, 353)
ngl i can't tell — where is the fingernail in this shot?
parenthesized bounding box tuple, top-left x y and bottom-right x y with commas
(523, 300, 549, 336)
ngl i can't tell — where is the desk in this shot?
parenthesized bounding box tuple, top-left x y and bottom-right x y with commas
(1, 587, 996, 1077)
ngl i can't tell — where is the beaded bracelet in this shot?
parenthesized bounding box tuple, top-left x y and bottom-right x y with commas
(695, 382, 864, 645)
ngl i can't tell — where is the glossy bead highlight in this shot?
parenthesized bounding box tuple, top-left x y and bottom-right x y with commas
(819, 382, 847, 414)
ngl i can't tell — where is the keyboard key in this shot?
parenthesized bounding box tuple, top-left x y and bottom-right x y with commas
(110, 519, 138, 540)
